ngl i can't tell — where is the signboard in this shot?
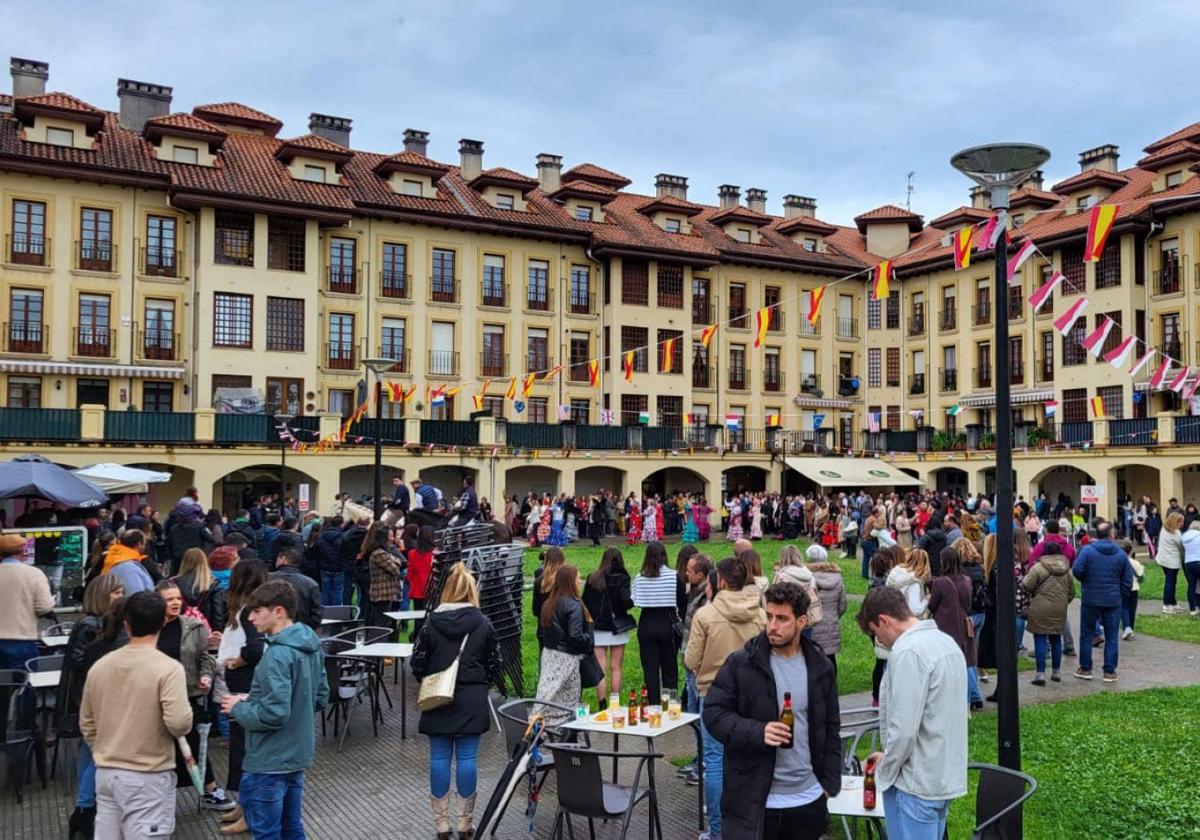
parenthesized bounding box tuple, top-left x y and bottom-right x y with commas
(298, 483, 311, 512)
(2, 526, 88, 607)
(1080, 485, 1103, 504)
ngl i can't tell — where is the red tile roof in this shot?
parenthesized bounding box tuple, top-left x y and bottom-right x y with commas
(775, 215, 839, 237)
(853, 204, 923, 233)
(372, 150, 450, 179)
(191, 102, 282, 136)
(469, 166, 538, 193)
(143, 112, 227, 147)
(636, 194, 704, 217)
(274, 133, 353, 166)
(562, 162, 631, 190)
(549, 179, 618, 202)
(13, 91, 105, 131)
(709, 204, 772, 227)
(1136, 141, 1200, 169)
(927, 205, 991, 229)
(1008, 187, 1060, 209)
(1144, 122, 1200, 153)
(1050, 168, 1128, 194)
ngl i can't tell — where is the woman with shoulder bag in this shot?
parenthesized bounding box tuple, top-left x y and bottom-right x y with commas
(411, 563, 501, 840)
(581, 547, 634, 702)
(535, 564, 594, 718)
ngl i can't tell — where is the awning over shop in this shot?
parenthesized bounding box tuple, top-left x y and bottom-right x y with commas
(784, 456, 921, 488)
(792, 395, 855, 409)
(0, 360, 184, 380)
(958, 388, 1053, 408)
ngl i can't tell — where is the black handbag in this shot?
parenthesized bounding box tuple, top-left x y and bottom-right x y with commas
(602, 588, 637, 634)
(579, 652, 604, 688)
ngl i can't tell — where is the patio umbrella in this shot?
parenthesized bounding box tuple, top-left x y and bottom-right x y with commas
(0, 454, 109, 507)
(73, 463, 172, 496)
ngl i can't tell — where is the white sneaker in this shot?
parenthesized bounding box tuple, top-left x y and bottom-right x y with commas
(1191, 609, 1199, 618)
(1121, 627, 1133, 640)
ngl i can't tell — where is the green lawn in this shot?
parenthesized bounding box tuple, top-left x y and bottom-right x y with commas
(946, 687, 1200, 838)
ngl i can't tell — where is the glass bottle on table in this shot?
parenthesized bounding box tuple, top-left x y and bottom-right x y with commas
(863, 757, 877, 810)
(640, 686, 649, 722)
(628, 690, 639, 727)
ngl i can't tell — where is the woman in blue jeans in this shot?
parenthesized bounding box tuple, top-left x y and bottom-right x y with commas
(411, 562, 501, 840)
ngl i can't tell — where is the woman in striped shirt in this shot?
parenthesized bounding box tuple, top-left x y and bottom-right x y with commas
(632, 541, 684, 701)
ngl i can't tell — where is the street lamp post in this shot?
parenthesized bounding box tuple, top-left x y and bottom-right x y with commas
(363, 357, 399, 520)
(951, 143, 1051, 779)
(275, 412, 294, 514)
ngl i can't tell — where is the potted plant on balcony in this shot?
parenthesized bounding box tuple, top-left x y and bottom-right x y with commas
(978, 431, 997, 449)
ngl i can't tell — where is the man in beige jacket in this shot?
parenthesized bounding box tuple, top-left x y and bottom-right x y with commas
(684, 556, 766, 840)
(80, 590, 193, 838)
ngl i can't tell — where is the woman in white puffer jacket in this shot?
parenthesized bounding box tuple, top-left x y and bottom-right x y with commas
(886, 548, 930, 618)
(1156, 511, 1185, 614)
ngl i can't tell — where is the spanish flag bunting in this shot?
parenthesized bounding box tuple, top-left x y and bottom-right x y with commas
(505, 376, 517, 400)
(1090, 396, 1106, 419)
(588, 359, 600, 387)
(661, 337, 677, 372)
(1081, 317, 1115, 358)
(521, 373, 536, 398)
(445, 386, 461, 398)
(624, 351, 635, 381)
(754, 307, 771, 347)
(807, 286, 825, 326)
(472, 394, 485, 411)
(872, 260, 892, 301)
(479, 379, 491, 397)
(952, 227, 974, 270)
(388, 381, 403, 402)
(700, 323, 718, 348)
(765, 412, 781, 428)
(542, 364, 562, 381)
(1085, 204, 1118, 262)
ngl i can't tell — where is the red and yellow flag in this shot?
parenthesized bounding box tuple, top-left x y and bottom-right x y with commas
(472, 394, 485, 411)
(521, 373, 536, 398)
(505, 376, 517, 401)
(754, 307, 771, 347)
(661, 337, 677, 372)
(1090, 395, 1106, 419)
(700, 323, 718, 348)
(765, 412, 781, 428)
(624, 350, 635, 381)
(953, 227, 974, 271)
(444, 386, 461, 398)
(388, 381, 403, 402)
(542, 364, 562, 381)
(873, 260, 892, 301)
(588, 359, 600, 387)
(1085, 204, 1118, 262)
(807, 286, 825, 326)
(400, 384, 416, 403)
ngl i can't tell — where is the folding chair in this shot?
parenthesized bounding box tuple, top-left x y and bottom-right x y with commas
(961, 762, 1038, 840)
(334, 626, 397, 708)
(0, 670, 46, 802)
(545, 744, 661, 840)
(490, 699, 583, 836)
(24, 655, 63, 741)
(318, 641, 370, 752)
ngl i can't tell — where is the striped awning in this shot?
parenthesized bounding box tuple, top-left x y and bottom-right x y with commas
(958, 387, 1053, 408)
(792, 395, 854, 409)
(0, 360, 185, 380)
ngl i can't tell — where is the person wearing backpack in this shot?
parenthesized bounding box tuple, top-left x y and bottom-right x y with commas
(173, 548, 228, 633)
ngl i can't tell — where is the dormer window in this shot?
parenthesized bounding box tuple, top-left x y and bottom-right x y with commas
(1076, 195, 1093, 212)
(303, 165, 327, 183)
(1166, 170, 1184, 188)
(495, 193, 515, 210)
(735, 228, 752, 243)
(1012, 214, 1025, 227)
(803, 238, 817, 252)
(172, 145, 199, 164)
(45, 127, 74, 147)
(575, 205, 594, 222)
(664, 218, 681, 234)
(402, 179, 423, 196)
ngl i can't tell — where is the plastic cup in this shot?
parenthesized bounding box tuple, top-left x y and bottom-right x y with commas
(648, 705, 663, 728)
(576, 704, 589, 719)
(668, 700, 682, 720)
(608, 693, 620, 711)
(612, 709, 626, 730)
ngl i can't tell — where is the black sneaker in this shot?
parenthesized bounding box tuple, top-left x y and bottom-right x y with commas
(1063, 648, 1077, 657)
(202, 789, 238, 812)
(1031, 675, 1046, 687)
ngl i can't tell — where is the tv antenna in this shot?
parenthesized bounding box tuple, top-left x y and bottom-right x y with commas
(905, 171, 916, 211)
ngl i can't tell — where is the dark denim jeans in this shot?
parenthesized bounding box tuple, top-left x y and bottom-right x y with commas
(320, 571, 344, 606)
(0, 639, 37, 670)
(1185, 563, 1200, 612)
(241, 770, 306, 840)
(1162, 566, 1179, 607)
(1078, 605, 1120, 674)
(1033, 633, 1062, 673)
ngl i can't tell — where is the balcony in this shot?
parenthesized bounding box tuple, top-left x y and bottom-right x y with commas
(480, 281, 507, 308)
(380, 269, 411, 300)
(763, 369, 784, 393)
(7, 234, 49, 266)
(767, 309, 784, 332)
(939, 307, 956, 331)
(0, 408, 80, 442)
(909, 372, 926, 395)
(728, 368, 748, 390)
(838, 376, 861, 396)
(326, 264, 359, 294)
(1154, 261, 1183, 296)
(569, 291, 594, 316)
(972, 303, 991, 326)
(105, 411, 195, 443)
(837, 317, 859, 339)
(1009, 363, 1025, 385)
(1036, 354, 1054, 383)
(4, 322, 46, 354)
(974, 366, 993, 388)
(1007, 296, 1025, 321)
(480, 352, 507, 378)
(799, 318, 819, 337)
(1109, 417, 1156, 447)
(377, 348, 409, 373)
(429, 350, 460, 377)
(728, 306, 749, 329)
(429, 276, 459, 304)
(74, 327, 114, 358)
(939, 367, 957, 392)
(141, 247, 180, 278)
(527, 286, 553, 312)
(326, 341, 357, 371)
(800, 374, 821, 394)
(76, 240, 115, 273)
(907, 310, 926, 337)
(568, 361, 591, 382)
(692, 301, 712, 326)
(139, 327, 179, 361)
(692, 364, 713, 389)
(525, 354, 553, 375)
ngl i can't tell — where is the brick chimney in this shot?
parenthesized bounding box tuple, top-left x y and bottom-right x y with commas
(782, 195, 816, 219)
(1021, 169, 1045, 191)
(718, 185, 741, 209)
(308, 113, 352, 147)
(654, 174, 688, 200)
(117, 78, 172, 132)
(1079, 145, 1119, 173)
(403, 128, 429, 155)
(536, 153, 562, 193)
(745, 188, 767, 214)
(10, 57, 48, 98)
(459, 139, 484, 181)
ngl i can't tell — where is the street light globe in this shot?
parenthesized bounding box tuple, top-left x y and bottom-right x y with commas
(950, 143, 1051, 209)
(363, 357, 399, 375)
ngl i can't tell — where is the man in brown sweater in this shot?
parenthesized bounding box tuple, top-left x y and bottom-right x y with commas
(80, 590, 192, 838)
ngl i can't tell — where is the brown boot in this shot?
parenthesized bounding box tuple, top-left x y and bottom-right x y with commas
(219, 816, 249, 835)
(431, 794, 453, 839)
(457, 792, 477, 840)
(219, 803, 244, 824)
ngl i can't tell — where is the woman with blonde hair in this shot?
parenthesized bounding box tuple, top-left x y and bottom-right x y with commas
(173, 546, 227, 632)
(886, 547, 930, 617)
(412, 562, 500, 840)
(773, 544, 822, 625)
(1157, 510, 1185, 613)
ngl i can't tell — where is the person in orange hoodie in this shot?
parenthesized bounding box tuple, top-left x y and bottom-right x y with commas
(100, 530, 156, 594)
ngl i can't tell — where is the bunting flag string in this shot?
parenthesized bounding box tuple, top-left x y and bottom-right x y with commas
(1149, 358, 1171, 389)
(505, 377, 517, 401)
(661, 337, 677, 373)
(1052, 297, 1089, 335)
(807, 287, 825, 326)
(588, 359, 600, 387)
(1129, 348, 1156, 377)
(753, 307, 770, 347)
(542, 365, 562, 382)
(1081, 317, 1115, 357)
(623, 351, 635, 382)
(521, 373, 536, 399)
(872, 260, 892, 301)
(699, 323, 718, 348)
(1103, 335, 1136, 369)
(1028, 271, 1063, 313)
(1006, 240, 1036, 284)
(1085, 205, 1119, 262)
(953, 227, 973, 270)
(1090, 396, 1106, 419)
(976, 212, 1006, 253)
(1169, 366, 1190, 393)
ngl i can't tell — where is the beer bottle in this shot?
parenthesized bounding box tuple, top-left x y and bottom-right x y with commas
(779, 691, 795, 746)
(863, 757, 877, 810)
(628, 689, 638, 726)
(640, 686, 649, 722)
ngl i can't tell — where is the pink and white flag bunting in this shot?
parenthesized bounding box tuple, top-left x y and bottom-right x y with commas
(1006, 240, 1036, 284)
(976, 213, 1005, 253)
(1129, 348, 1156, 377)
(1103, 335, 1136, 369)
(1149, 358, 1171, 390)
(1081, 317, 1115, 357)
(1185, 377, 1200, 401)
(1052, 297, 1089, 335)
(1028, 271, 1063, 313)
(1169, 366, 1190, 392)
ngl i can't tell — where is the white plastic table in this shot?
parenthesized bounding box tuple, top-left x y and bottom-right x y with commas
(39, 635, 69, 648)
(346, 643, 414, 738)
(828, 774, 887, 837)
(28, 670, 60, 690)
(562, 710, 703, 834)
(383, 609, 426, 622)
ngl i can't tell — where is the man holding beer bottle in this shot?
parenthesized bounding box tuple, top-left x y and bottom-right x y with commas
(703, 581, 842, 840)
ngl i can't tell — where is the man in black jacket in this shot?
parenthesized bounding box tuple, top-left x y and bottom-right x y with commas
(339, 515, 370, 610)
(271, 547, 323, 630)
(272, 519, 305, 571)
(703, 582, 841, 840)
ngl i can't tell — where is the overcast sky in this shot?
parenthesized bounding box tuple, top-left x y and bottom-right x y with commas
(6, 0, 1199, 225)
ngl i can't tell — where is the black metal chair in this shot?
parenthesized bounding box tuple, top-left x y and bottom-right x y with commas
(318, 605, 362, 638)
(962, 762, 1038, 840)
(545, 744, 661, 840)
(318, 640, 370, 752)
(490, 699, 584, 836)
(334, 626, 397, 708)
(24, 655, 63, 740)
(42, 622, 74, 638)
(0, 669, 46, 802)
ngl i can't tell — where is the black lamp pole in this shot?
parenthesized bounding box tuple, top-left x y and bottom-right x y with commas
(373, 377, 383, 521)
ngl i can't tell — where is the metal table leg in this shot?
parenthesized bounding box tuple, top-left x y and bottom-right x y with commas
(400, 659, 408, 740)
(691, 720, 705, 833)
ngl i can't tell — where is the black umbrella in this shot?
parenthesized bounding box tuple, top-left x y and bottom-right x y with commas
(0, 454, 109, 507)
